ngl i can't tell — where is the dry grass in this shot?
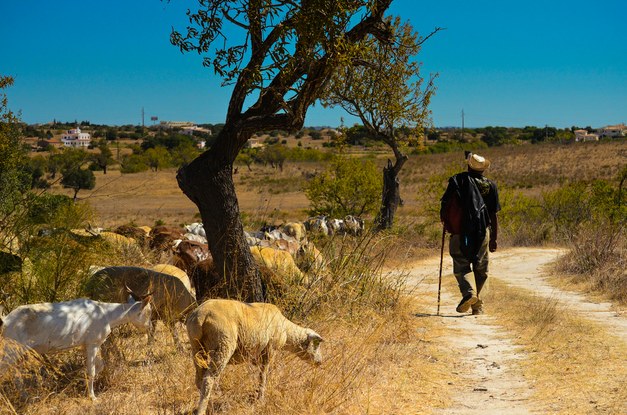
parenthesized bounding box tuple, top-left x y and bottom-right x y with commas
(4, 140, 626, 413)
(481, 279, 627, 414)
(0, 298, 457, 415)
(45, 140, 627, 232)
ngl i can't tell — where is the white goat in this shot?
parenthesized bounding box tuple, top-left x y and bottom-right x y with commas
(0, 294, 152, 399)
(187, 299, 323, 414)
(184, 222, 206, 238)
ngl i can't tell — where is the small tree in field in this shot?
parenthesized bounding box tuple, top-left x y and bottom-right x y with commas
(322, 18, 439, 230)
(91, 139, 115, 174)
(305, 155, 382, 218)
(169, 0, 395, 301)
(61, 168, 95, 201)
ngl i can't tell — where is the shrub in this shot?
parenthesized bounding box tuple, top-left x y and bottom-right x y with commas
(305, 155, 382, 217)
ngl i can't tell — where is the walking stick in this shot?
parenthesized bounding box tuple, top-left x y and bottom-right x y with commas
(437, 225, 446, 316)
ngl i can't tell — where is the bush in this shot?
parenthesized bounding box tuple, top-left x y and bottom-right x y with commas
(305, 155, 382, 217)
(120, 154, 149, 173)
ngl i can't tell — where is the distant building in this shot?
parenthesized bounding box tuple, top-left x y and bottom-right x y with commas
(597, 124, 626, 139)
(181, 125, 212, 136)
(160, 121, 195, 129)
(574, 129, 599, 142)
(61, 127, 91, 147)
(245, 137, 264, 149)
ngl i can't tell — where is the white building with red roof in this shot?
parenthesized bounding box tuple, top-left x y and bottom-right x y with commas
(61, 127, 91, 148)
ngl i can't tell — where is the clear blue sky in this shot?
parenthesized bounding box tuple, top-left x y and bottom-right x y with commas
(2, 0, 625, 128)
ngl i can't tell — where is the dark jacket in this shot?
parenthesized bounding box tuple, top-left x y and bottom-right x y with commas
(441, 171, 500, 261)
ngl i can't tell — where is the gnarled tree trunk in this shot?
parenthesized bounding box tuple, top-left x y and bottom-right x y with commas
(375, 143, 408, 231)
(176, 129, 264, 303)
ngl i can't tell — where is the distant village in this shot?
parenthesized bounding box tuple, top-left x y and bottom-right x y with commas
(20, 120, 627, 152)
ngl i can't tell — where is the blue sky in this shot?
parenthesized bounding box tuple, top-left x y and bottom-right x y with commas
(2, 0, 625, 128)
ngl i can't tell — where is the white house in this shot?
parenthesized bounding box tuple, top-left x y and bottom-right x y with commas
(245, 137, 264, 149)
(181, 125, 212, 136)
(597, 124, 626, 139)
(574, 129, 599, 142)
(61, 127, 91, 147)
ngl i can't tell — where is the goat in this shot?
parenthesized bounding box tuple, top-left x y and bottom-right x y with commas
(304, 216, 329, 236)
(343, 215, 365, 236)
(86, 266, 196, 348)
(0, 294, 152, 399)
(187, 299, 323, 414)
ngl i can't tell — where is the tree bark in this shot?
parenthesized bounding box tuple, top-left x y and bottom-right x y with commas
(176, 132, 264, 302)
(375, 153, 407, 231)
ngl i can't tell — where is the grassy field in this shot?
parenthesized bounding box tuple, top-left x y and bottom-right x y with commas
(48, 140, 627, 231)
(2, 139, 625, 414)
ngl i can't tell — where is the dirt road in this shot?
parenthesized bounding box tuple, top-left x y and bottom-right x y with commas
(407, 247, 626, 414)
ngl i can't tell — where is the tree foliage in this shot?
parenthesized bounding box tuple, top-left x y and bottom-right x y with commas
(0, 76, 31, 219)
(170, 0, 394, 301)
(322, 17, 437, 150)
(61, 168, 96, 201)
(91, 139, 115, 174)
(321, 17, 438, 228)
(305, 155, 382, 217)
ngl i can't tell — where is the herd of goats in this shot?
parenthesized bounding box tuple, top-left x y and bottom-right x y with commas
(0, 214, 365, 411)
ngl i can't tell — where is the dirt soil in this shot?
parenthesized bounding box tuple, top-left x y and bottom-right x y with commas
(406, 247, 626, 414)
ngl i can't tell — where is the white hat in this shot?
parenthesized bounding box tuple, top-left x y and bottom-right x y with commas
(467, 153, 490, 172)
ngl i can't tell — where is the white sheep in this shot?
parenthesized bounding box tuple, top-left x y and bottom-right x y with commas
(0, 294, 152, 399)
(186, 299, 323, 414)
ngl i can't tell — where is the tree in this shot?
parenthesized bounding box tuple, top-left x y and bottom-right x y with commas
(61, 168, 95, 202)
(305, 155, 382, 217)
(0, 76, 31, 253)
(170, 0, 394, 301)
(260, 144, 288, 171)
(144, 146, 172, 172)
(91, 139, 115, 174)
(321, 17, 438, 230)
(171, 142, 201, 168)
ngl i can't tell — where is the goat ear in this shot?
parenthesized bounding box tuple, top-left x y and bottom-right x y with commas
(308, 332, 324, 345)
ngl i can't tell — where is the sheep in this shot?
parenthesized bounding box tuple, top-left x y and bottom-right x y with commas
(172, 239, 211, 277)
(249, 246, 305, 283)
(282, 221, 307, 242)
(0, 294, 152, 399)
(86, 266, 196, 348)
(327, 218, 344, 235)
(186, 299, 324, 413)
(295, 241, 326, 273)
(149, 263, 193, 292)
(150, 225, 185, 251)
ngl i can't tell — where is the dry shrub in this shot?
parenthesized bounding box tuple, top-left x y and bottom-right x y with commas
(556, 220, 627, 303)
(276, 232, 407, 321)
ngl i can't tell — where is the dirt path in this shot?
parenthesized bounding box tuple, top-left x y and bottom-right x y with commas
(406, 246, 627, 414)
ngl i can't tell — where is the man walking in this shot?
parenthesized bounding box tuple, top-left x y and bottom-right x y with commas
(440, 152, 500, 315)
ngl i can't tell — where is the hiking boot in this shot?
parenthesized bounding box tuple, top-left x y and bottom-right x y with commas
(471, 299, 484, 315)
(456, 295, 478, 313)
